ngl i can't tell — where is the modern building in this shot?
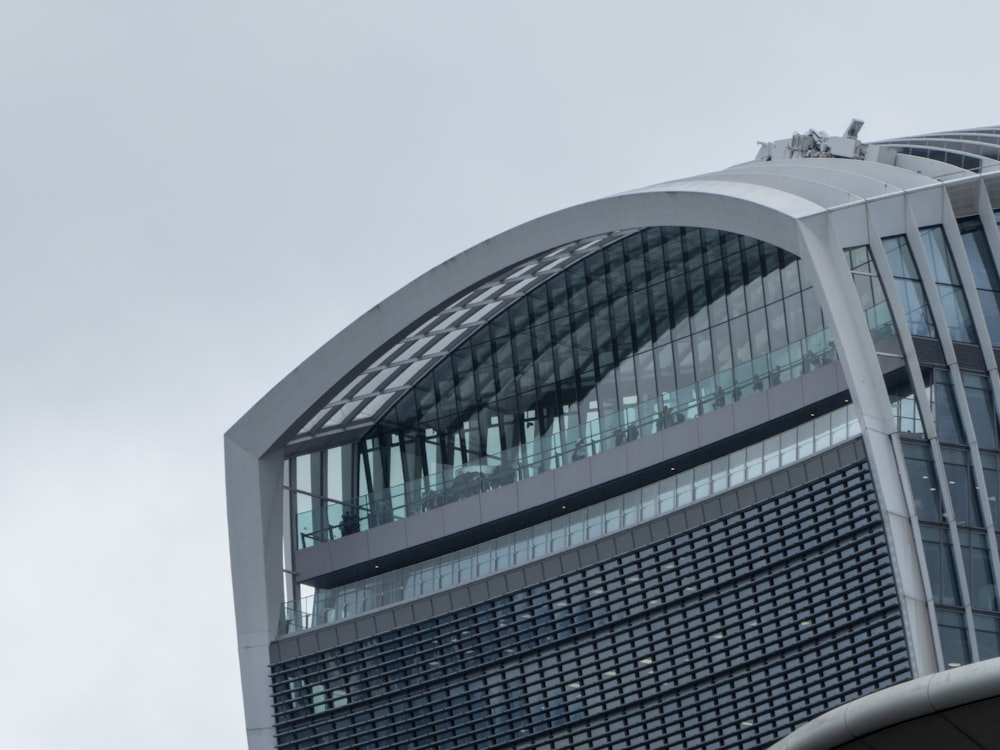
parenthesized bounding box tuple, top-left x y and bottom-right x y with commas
(226, 122, 1000, 750)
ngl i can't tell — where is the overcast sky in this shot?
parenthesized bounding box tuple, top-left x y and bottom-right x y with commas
(2, 2, 999, 748)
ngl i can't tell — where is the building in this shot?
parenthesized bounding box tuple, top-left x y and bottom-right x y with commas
(226, 122, 1000, 750)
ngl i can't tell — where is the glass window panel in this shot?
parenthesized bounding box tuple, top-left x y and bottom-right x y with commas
(633, 349, 657, 402)
(646, 280, 671, 344)
(981, 453, 1000, 527)
(710, 324, 733, 374)
(921, 526, 961, 606)
(976, 288, 1000, 343)
(884, 235, 919, 279)
(905, 444, 945, 522)
(963, 373, 998, 451)
(763, 263, 784, 305)
(763, 435, 781, 473)
(745, 441, 764, 480)
(728, 447, 746, 485)
(959, 530, 997, 611)
(830, 407, 849, 443)
(662, 227, 684, 275)
(937, 284, 976, 343)
(780, 260, 801, 295)
(812, 412, 832, 450)
(801, 286, 825, 336)
(682, 226, 704, 273)
(765, 300, 788, 349)
(301, 226, 842, 542)
(706, 260, 728, 327)
(653, 343, 676, 395)
(779, 429, 797, 465)
(961, 224, 1000, 290)
(937, 609, 971, 667)
(673, 338, 695, 388)
(918, 226, 976, 342)
(845, 244, 896, 345)
(783, 294, 805, 343)
(744, 268, 765, 312)
(668, 274, 691, 338)
(692, 329, 714, 381)
(657, 476, 677, 514)
(724, 253, 747, 317)
(920, 226, 960, 285)
(890, 381, 923, 435)
(688, 266, 710, 333)
(975, 615, 1000, 659)
(726, 314, 751, 367)
(897, 279, 937, 337)
(941, 449, 981, 527)
(748, 307, 770, 358)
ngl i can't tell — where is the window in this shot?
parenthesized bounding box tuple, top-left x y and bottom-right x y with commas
(919, 226, 975, 343)
(883, 235, 937, 338)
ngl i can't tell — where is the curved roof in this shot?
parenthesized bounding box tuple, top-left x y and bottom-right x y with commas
(288, 229, 631, 448)
(227, 124, 1000, 459)
(767, 657, 1000, 750)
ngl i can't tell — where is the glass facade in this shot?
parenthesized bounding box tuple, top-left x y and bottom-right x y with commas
(293, 227, 835, 547)
(284, 405, 860, 631)
(905, 363, 1000, 665)
(844, 244, 895, 343)
(919, 226, 976, 343)
(958, 217, 1000, 342)
(292, 232, 632, 446)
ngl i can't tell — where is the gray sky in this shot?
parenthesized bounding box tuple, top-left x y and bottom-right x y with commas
(2, 1, 998, 747)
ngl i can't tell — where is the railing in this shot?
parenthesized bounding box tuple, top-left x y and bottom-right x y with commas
(296, 329, 839, 548)
(281, 403, 861, 633)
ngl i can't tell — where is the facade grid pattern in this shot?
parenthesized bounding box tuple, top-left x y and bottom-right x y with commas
(271, 454, 910, 750)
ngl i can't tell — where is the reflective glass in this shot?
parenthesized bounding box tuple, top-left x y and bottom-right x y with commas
(883, 235, 937, 338)
(975, 614, 1000, 659)
(959, 530, 997, 611)
(938, 609, 972, 667)
(962, 373, 999, 451)
(981, 453, 1000, 526)
(941, 448, 982, 527)
(919, 227, 976, 343)
(294, 227, 838, 545)
(283, 406, 861, 628)
(844, 245, 895, 343)
(931, 370, 966, 446)
(889, 380, 924, 436)
(905, 443, 945, 522)
(921, 526, 961, 606)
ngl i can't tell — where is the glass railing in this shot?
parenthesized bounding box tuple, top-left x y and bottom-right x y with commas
(281, 403, 860, 632)
(295, 328, 839, 548)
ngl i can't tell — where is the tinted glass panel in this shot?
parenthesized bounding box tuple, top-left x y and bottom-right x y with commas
(295, 228, 835, 544)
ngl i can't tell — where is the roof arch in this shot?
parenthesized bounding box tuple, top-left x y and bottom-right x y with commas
(226, 184, 832, 461)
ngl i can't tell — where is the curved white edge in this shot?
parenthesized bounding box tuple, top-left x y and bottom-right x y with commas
(767, 657, 1000, 750)
(629, 157, 944, 204)
(224, 185, 824, 459)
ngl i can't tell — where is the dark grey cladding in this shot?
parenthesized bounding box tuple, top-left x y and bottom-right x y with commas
(269, 441, 910, 749)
